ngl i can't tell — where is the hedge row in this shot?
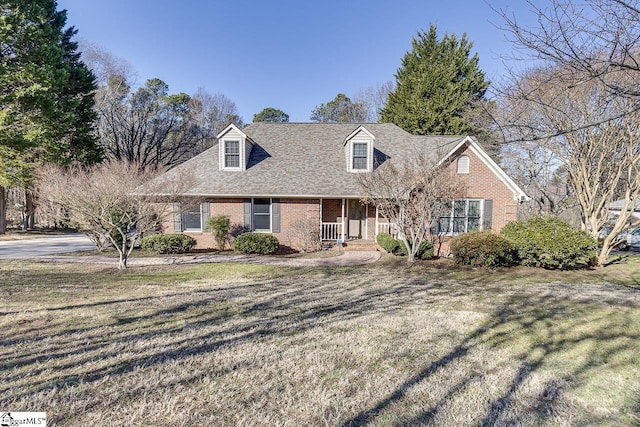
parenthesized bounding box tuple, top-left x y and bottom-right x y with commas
(450, 217, 597, 269)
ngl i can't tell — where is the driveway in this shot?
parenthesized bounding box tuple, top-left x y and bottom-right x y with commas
(0, 233, 95, 259)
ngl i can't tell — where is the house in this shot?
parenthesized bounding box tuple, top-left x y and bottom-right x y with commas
(155, 122, 527, 250)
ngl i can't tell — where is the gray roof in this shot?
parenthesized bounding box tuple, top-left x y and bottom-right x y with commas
(159, 122, 467, 198)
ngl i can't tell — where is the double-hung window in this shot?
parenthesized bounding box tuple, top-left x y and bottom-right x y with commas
(352, 142, 368, 170)
(224, 140, 240, 168)
(439, 199, 482, 234)
(253, 198, 271, 231)
(183, 207, 202, 231)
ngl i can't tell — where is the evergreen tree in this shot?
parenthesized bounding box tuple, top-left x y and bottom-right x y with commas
(380, 25, 490, 136)
(0, 0, 101, 231)
(253, 107, 289, 123)
(310, 93, 368, 123)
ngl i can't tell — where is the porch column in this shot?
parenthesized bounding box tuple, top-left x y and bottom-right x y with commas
(375, 206, 379, 239)
(341, 198, 346, 241)
(319, 198, 323, 240)
(365, 204, 369, 240)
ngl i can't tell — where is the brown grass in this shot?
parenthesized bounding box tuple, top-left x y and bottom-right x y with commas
(1, 257, 639, 426)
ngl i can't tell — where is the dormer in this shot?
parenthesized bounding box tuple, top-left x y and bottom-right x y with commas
(344, 126, 375, 173)
(217, 124, 253, 171)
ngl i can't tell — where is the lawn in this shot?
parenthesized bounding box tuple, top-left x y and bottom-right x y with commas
(1, 256, 639, 426)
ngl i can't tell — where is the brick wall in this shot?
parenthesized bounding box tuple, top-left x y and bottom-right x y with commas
(446, 145, 518, 232)
(276, 198, 321, 249)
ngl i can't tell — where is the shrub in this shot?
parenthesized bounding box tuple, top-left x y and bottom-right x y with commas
(501, 216, 598, 269)
(376, 233, 434, 259)
(140, 233, 196, 254)
(234, 232, 279, 254)
(450, 231, 516, 268)
(377, 233, 402, 254)
(207, 214, 231, 250)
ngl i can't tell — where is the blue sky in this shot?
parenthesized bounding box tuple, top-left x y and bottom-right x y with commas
(57, 0, 541, 122)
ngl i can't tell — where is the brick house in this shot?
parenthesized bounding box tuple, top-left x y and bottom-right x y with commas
(156, 122, 527, 250)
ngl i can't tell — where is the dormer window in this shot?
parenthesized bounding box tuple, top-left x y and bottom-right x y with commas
(224, 140, 240, 168)
(352, 143, 368, 170)
(344, 126, 375, 173)
(217, 124, 253, 171)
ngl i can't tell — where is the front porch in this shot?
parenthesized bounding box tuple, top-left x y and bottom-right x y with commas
(319, 198, 395, 242)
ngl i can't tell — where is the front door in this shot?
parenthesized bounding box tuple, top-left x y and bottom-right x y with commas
(348, 200, 365, 239)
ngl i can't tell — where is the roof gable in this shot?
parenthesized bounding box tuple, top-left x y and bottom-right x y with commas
(344, 125, 376, 145)
(216, 123, 248, 140)
(438, 136, 528, 201)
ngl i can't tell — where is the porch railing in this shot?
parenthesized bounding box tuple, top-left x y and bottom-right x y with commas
(321, 222, 343, 241)
(377, 222, 399, 238)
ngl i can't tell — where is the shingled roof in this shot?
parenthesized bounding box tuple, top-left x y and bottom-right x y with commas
(159, 122, 467, 198)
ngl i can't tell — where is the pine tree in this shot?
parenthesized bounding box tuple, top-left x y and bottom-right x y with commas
(0, 0, 102, 231)
(380, 25, 490, 136)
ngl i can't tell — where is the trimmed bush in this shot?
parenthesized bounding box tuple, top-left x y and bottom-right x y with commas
(140, 233, 196, 254)
(207, 214, 231, 250)
(376, 232, 403, 255)
(501, 217, 597, 269)
(234, 232, 279, 255)
(376, 233, 434, 259)
(450, 231, 516, 268)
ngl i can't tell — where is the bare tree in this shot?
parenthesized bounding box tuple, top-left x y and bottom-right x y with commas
(501, 141, 575, 218)
(82, 43, 243, 169)
(189, 88, 244, 154)
(499, 0, 640, 107)
(359, 153, 462, 263)
(352, 81, 394, 122)
(497, 0, 640, 264)
(79, 41, 135, 87)
(37, 161, 192, 269)
(501, 66, 640, 265)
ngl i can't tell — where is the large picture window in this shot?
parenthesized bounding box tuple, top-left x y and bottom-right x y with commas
(439, 199, 481, 234)
(224, 140, 240, 168)
(253, 198, 271, 231)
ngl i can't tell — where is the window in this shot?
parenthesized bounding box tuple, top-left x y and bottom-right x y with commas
(439, 199, 482, 233)
(352, 142, 368, 170)
(457, 155, 469, 174)
(183, 207, 202, 231)
(253, 198, 271, 231)
(224, 140, 240, 168)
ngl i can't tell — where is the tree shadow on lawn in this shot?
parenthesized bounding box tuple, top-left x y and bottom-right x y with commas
(2, 266, 639, 425)
(341, 290, 640, 426)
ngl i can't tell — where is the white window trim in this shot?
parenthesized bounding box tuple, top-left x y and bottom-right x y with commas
(348, 140, 373, 173)
(252, 198, 272, 232)
(457, 155, 470, 174)
(183, 204, 203, 232)
(439, 198, 483, 235)
(221, 139, 242, 171)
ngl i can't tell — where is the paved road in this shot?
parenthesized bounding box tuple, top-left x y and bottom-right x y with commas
(0, 234, 95, 259)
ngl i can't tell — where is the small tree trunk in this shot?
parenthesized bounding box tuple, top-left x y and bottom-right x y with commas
(598, 236, 614, 267)
(23, 189, 36, 230)
(0, 186, 6, 234)
(118, 240, 129, 270)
